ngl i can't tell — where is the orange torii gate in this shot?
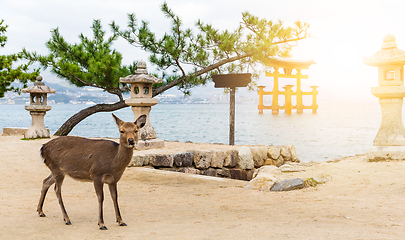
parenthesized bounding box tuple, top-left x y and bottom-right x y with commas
(258, 58, 318, 114)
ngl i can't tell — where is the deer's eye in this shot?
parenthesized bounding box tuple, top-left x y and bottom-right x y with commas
(120, 131, 124, 133)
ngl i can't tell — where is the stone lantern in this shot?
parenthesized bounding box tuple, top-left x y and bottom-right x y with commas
(22, 76, 55, 138)
(364, 34, 405, 161)
(119, 60, 164, 149)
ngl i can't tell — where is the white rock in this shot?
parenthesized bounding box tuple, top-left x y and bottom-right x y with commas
(246, 166, 279, 191)
(237, 146, 254, 170)
(288, 145, 299, 162)
(250, 146, 267, 168)
(253, 165, 280, 178)
(267, 146, 281, 160)
(245, 176, 277, 191)
(280, 146, 292, 161)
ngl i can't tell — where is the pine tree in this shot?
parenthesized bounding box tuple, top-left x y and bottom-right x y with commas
(0, 20, 39, 98)
(22, 19, 137, 135)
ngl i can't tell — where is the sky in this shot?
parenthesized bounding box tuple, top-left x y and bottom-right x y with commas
(2, 0, 405, 103)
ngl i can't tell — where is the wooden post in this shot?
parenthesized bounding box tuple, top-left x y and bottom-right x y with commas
(296, 69, 304, 113)
(310, 86, 318, 113)
(272, 68, 279, 114)
(258, 86, 265, 114)
(283, 85, 294, 114)
(229, 87, 235, 145)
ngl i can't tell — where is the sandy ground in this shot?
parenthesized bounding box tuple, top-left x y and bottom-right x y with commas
(1, 135, 405, 239)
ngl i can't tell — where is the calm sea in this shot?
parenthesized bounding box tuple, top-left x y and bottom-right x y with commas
(0, 102, 382, 162)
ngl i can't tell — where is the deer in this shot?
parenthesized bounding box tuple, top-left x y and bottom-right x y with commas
(37, 113, 146, 230)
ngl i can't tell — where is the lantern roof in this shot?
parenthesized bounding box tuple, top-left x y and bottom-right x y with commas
(120, 60, 163, 84)
(22, 76, 55, 94)
(263, 57, 316, 69)
(363, 34, 405, 66)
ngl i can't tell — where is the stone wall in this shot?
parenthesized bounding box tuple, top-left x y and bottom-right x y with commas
(129, 145, 300, 181)
(2, 127, 28, 136)
(2, 127, 50, 136)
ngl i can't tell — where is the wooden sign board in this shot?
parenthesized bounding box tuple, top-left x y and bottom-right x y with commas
(212, 73, 252, 88)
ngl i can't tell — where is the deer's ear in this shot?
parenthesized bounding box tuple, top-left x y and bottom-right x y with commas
(112, 113, 124, 128)
(135, 114, 147, 129)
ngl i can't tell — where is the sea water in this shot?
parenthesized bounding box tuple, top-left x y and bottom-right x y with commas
(0, 102, 382, 162)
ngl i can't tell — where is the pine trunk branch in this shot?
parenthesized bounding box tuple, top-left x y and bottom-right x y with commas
(152, 53, 252, 97)
(54, 100, 128, 136)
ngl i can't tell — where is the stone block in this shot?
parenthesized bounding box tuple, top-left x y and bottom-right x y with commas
(129, 155, 151, 167)
(270, 178, 305, 191)
(246, 169, 256, 181)
(193, 150, 212, 170)
(263, 159, 276, 166)
(237, 146, 254, 170)
(223, 150, 238, 168)
(173, 152, 193, 167)
(280, 146, 292, 162)
(202, 168, 217, 177)
(178, 167, 201, 175)
(211, 150, 226, 168)
(288, 145, 299, 162)
(275, 156, 284, 167)
(150, 154, 173, 167)
(216, 168, 231, 178)
(267, 146, 281, 160)
(148, 155, 156, 166)
(230, 169, 247, 180)
(250, 146, 267, 168)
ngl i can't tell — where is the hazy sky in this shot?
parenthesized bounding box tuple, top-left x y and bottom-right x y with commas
(1, 0, 404, 102)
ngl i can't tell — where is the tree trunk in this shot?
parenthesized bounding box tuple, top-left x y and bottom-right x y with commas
(54, 100, 128, 136)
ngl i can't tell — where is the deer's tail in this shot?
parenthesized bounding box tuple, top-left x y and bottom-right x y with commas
(39, 144, 46, 163)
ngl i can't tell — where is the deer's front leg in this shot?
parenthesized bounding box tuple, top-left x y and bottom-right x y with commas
(108, 182, 126, 226)
(94, 178, 107, 230)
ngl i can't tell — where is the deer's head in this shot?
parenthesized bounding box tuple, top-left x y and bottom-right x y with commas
(112, 113, 146, 149)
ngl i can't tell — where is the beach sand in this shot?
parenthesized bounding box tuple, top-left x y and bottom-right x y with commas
(1, 135, 405, 239)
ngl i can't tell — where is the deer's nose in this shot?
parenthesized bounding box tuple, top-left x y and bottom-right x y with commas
(128, 138, 135, 145)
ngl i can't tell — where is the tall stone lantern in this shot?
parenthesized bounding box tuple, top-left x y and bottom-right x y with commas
(364, 34, 405, 161)
(120, 60, 164, 149)
(22, 76, 55, 138)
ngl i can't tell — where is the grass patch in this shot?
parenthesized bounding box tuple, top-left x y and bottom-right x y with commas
(304, 178, 319, 187)
(21, 137, 49, 141)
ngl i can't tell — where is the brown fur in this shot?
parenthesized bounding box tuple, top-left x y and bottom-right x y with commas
(37, 114, 146, 230)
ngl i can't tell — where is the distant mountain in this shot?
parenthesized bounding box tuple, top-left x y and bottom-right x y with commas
(45, 82, 81, 93)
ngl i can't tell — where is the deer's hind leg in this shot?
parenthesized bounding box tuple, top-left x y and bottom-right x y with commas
(53, 171, 71, 225)
(94, 178, 107, 230)
(37, 174, 55, 217)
